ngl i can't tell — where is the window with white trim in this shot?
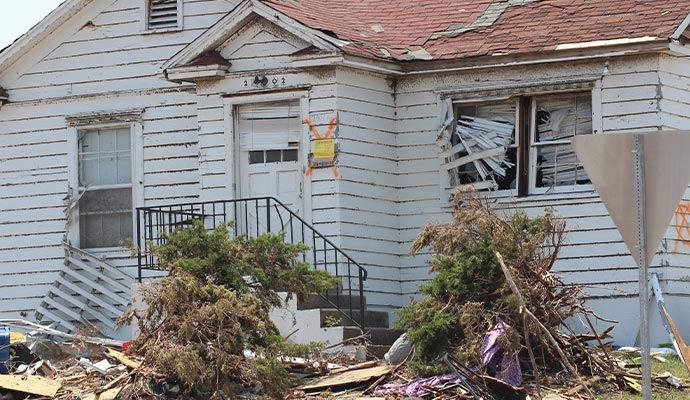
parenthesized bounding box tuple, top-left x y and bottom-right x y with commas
(443, 92, 592, 196)
(78, 127, 133, 248)
(147, 0, 182, 30)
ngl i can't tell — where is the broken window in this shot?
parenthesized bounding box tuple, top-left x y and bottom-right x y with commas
(532, 95, 591, 189)
(147, 0, 181, 30)
(440, 92, 592, 195)
(78, 128, 133, 248)
(442, 101, 517, 191)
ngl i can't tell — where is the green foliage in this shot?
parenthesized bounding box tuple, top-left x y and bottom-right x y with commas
(155, 221, 337, 307)
(397, 190, 567, 367)
(125, 221, 337, 399)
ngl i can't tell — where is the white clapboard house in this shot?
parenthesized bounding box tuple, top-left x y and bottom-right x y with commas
(2, 0, 690, 346)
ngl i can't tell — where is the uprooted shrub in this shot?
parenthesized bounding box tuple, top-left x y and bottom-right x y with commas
(123, 221, 337, 399)
(397, 190, 612, 379)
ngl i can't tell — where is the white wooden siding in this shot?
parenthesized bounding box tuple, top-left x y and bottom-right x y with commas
(0, 0, 239, 320)
(393, 54, 690, 345)
(334, 67, 401, 309)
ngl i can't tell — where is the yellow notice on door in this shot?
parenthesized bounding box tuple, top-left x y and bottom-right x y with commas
(313, 138, 335, 159)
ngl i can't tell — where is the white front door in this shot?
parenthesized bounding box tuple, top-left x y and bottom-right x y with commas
(236, 101, 303, 236)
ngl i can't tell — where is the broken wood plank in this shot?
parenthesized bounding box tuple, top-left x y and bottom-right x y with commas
(107, 348, 142, 369)
(442, 147, 505, 171)
(0, 374, 62, 397)
(299, 365, 395, 391)
(329, 360, 379, 374)
(84, 385, 126, 400)
(651, 272, 690, 374)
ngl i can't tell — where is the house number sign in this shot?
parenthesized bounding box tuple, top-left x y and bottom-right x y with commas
(243, 76, 286, 87)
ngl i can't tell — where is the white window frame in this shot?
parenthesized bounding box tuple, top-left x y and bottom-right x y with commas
(447, 89, 597, 197)
(143, 0, 183, 33)
(223, 90, 312, 224)
(528, 94, 595, 195)
(67, 118, 144, 251)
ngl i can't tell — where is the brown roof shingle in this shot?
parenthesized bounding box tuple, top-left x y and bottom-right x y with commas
(262, 0, 690, 60)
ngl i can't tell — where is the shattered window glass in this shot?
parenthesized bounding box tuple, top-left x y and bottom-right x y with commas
(533, 95, 592, 189)
(78, 128, 133, 248)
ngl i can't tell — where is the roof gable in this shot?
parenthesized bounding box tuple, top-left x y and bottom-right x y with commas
(219, 16, 313, 71)
(162, 0, 342, 71)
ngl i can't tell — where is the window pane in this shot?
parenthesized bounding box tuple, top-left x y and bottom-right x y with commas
(266, 150, 281, 163)
(80, 188, 132, 248)
(283, 149, 298, 162)
(534, 95, 592, 188)
(99, 129, 117, 152)
(116, 128, 131, 150)
(79, 128, 132, 186)
(117, 154, 132, 184)
(80, 131, 99, 153)
(99, 152, 118, 185)
(536, 143, 590, 187)
(535, 95, 592, 142)
(79, 154, 99, 186)
(249, 151, 264, 164)
(80, 214, 103, 249)
(80, 188, 132, 213)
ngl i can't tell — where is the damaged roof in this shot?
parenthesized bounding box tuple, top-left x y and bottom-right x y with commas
(262, 0, 690, 60)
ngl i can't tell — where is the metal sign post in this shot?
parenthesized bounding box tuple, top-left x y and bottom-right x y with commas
(633, 133, 651, 399)
(574, 130, 690, 400)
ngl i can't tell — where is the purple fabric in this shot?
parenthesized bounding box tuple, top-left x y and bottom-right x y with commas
(374, 319, 522, 396)
(478, 318, 522, 387)
(374, 373, 463, 397)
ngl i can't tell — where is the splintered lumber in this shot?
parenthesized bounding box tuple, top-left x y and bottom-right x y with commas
(495, 252, 595, 399)
(330, 360, 379, 374)
(107, 348, 141, 369)
(0, 374, 62, 397)
(299, 365, 395, 391)
(651, 272, 690, 374)
(84, 386, 126, 400)
(662, 307, 690, 372)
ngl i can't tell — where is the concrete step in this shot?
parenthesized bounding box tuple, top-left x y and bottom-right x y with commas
(319, 309, 389, 329)
(343, 326, 404, 346)
(297, 293, 366, 311)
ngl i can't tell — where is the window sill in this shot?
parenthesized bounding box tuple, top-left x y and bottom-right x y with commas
(482, 184, 596, 200)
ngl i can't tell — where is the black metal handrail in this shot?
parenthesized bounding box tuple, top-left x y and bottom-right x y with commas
(136, 197, 368, 330)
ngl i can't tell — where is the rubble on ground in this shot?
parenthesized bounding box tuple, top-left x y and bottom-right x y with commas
(0, 318, 687, 400)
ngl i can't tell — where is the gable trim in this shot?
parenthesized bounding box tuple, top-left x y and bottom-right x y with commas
(672, 12, 690, 40)
(161, 0, 342, 71)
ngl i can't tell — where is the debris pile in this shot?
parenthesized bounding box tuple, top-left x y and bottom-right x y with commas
(392, 189, 686, 398)
(1, 195, 688, 399)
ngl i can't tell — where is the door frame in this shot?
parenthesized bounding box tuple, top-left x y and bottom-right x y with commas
(223, 90, 312, 225)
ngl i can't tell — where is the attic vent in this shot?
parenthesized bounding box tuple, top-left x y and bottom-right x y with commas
(148, 0, 180, 30)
